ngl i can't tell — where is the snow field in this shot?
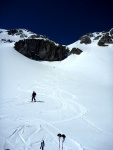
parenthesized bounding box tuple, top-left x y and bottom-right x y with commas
(0, 30, 113, 150)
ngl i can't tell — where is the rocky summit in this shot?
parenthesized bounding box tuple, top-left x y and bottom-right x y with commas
(79, 29, 113, 46)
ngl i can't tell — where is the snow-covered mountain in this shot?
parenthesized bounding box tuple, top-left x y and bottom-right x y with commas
(0, 28, 113, 150)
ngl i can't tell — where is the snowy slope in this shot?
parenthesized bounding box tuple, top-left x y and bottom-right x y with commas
(0, 29, 113, 150)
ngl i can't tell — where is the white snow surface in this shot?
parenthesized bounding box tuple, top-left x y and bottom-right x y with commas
(0, 29, 113, 150)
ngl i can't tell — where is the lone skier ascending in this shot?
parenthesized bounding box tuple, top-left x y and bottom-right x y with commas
(31, 91, 36, 102)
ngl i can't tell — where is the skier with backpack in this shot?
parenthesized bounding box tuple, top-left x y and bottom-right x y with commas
(31, 91, 36, 102)
(40, 140, 45, 150)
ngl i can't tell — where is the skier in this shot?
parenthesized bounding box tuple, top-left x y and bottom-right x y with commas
(31, 91, 36, 102)
(40, 140, 45, 150)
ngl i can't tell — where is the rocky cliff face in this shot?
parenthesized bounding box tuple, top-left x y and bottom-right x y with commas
(4, 29, 69, 61)
(79, 29, 113, 46)
(14, 39, 69, 61)
(98, 32, 113, 46)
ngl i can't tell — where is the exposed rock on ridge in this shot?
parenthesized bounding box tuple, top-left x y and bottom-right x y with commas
(79, 28, 113, 46)
(98, 32, 113, 46)
(14, 39, 69, 61)
(80, 35, 91, 44)
(70, 48, 83, 55)
(7, 29, 48, 39)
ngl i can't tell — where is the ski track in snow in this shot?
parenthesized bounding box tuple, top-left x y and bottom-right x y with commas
(82, 117, 113, 137)
(0, 30, 113, 150)
(2, 68, 112, 150)
(21, 69, 87, 123)
(4, 122, 84, 150)
(2, 69, 86, 150)
(1, 66, 112, 150)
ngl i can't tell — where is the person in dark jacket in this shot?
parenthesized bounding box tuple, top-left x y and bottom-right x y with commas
(40, 140, 45, 150)
(31, 91, 36, 102)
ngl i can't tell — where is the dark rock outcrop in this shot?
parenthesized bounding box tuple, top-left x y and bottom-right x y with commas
(7, 29, 18, 35)
(14, 39, 69, 61)
(1, 39, 14, 43)
(80, 35, 91, 44)
(7, 29, 29, 35)
(7, 29, 48, 39)
(98, 41, 108, 46)
(70, 48, 83, 55)
(96, 32, 99, 35)
(98, 33, 113, 46)
(86, 33, 94, 37)
(20, 34, 27, 38)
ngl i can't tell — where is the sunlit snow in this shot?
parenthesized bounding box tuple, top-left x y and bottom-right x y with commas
(0, 29, 113, 150)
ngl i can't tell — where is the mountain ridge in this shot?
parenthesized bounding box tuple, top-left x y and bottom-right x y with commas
(0, 28, 113, 61)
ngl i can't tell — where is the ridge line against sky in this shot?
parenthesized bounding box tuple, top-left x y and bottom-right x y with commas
(0, 0, 113, 45)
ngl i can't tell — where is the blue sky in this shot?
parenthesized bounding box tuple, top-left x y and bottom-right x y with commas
(1, 0, 113, 45)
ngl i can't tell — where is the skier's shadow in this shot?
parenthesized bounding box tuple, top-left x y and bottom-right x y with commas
(36, 101, 44, 103)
